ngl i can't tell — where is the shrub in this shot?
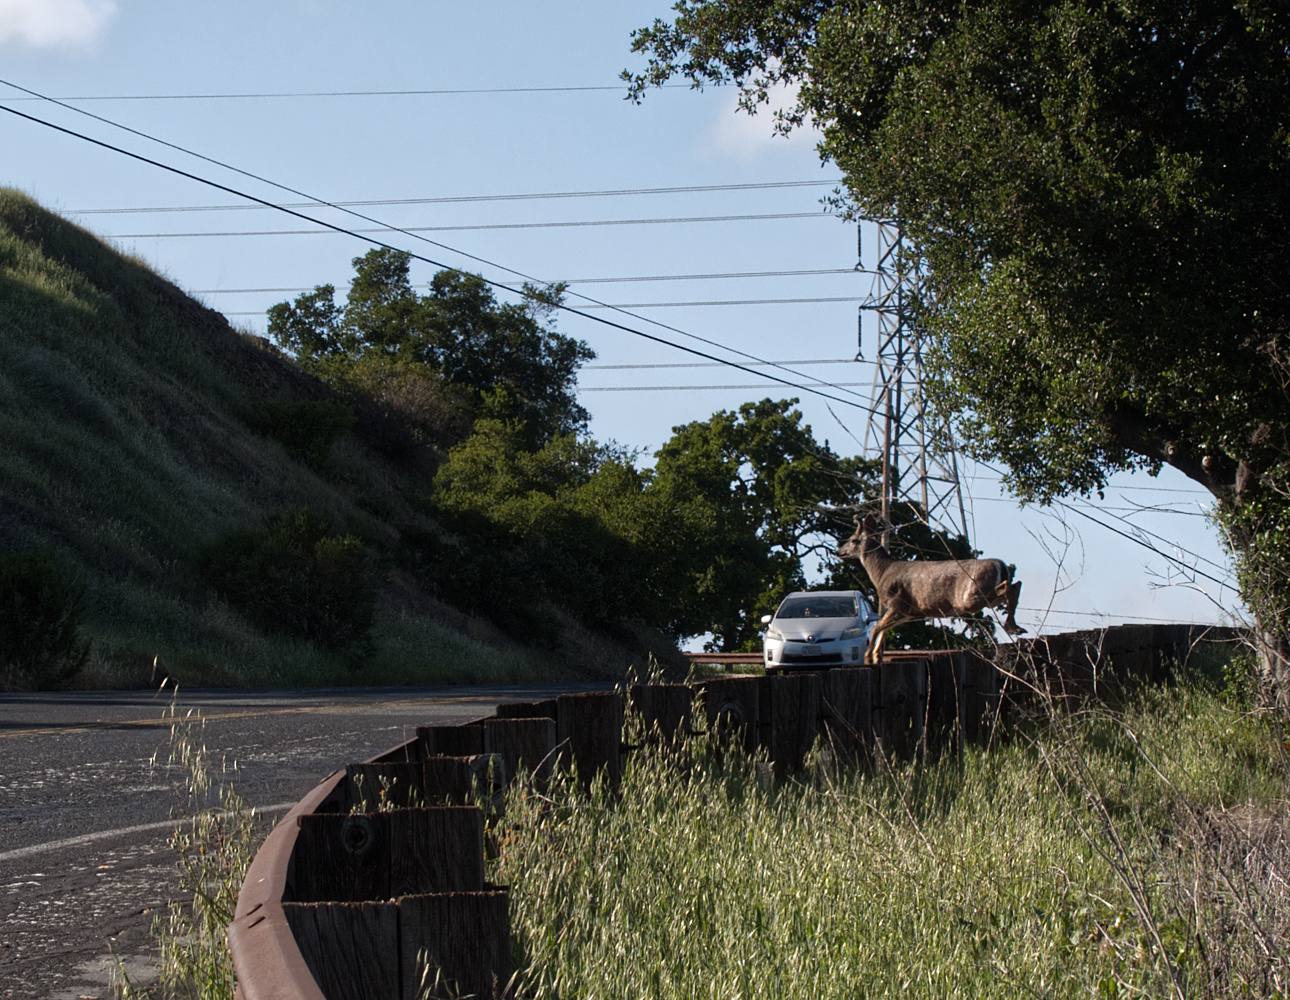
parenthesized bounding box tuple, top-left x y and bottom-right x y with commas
(0, 547, 88, 689)
(398, 520, 560, 647)
(247, 398, 355, 469)
(199, 509, 374, 656)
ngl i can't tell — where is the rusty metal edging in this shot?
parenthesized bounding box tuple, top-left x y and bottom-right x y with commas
(228, 770, 342, 1000)
(227, 732, 480, 999)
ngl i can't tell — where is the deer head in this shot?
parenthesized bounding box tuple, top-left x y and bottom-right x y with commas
(837, 513, 881, 562)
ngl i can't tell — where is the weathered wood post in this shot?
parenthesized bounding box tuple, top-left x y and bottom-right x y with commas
(820, 667, 874, 763)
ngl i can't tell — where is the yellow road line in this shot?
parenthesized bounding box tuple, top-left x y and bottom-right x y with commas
(0, 694, 499, 740)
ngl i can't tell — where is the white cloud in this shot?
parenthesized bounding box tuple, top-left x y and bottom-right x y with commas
(707, 81, 822, 159)
(0, 0, 117, 50)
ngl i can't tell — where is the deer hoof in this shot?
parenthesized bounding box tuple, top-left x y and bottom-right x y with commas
(1004, 623, 1027, 635)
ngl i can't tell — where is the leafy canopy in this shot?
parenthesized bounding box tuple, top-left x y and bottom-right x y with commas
(268, 249, 593, 447)
(645, 398, 876, 649)
(428, 398, 877, 650)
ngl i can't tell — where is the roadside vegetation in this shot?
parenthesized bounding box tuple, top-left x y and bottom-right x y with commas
(113, 651, 1287, 998)
(495, 652, 1289, 999)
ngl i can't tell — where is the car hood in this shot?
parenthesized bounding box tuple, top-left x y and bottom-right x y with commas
(771, 616, 861, 640)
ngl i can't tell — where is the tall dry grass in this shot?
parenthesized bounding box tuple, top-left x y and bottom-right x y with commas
(113, 700, 259, 1000)
(494, 655, 1288, 999)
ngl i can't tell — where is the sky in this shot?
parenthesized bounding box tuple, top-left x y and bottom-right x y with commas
(0, 0, 1247, 637)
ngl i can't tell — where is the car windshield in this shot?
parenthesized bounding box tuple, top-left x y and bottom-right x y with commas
(775, 596, 859, 620)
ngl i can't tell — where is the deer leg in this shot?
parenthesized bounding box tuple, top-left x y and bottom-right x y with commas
(864, 609, 902, 666)
(865, 627, 888, 666)
(1002, 578, 1026, 635)
(863, 626, 884, 666)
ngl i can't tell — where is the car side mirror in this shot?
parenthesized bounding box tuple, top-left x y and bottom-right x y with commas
(760, 614, 773, 625)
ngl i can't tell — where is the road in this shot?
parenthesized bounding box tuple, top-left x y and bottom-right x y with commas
(0, 683, 607, 999)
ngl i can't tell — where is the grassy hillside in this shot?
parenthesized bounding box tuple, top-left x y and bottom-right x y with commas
(0, 189, 678, 689)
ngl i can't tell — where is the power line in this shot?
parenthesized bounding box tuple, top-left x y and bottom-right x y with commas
(967, 494, 1208, 516)
(0, 83, 694, 102)
(964, 474, 1210, 496)
(188, 268, 857, 294)
(66, 180, 839, 214)
(219, 295, 866, 318)
(1015, 607, 1234, 625)
(964, 458, 1231, 587)
(577, 296, 864, 309)
(586, 358, 857, 370)
(218, 295, 869, 317)
(1059, 496, 1230, 573)
(581, 382, 869, 391)
(0, 97, 880, 417)
(0, 75, 872, 407)
(103, 212, 827, 239)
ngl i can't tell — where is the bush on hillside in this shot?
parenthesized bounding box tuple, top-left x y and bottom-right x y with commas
(199, 508, 375, 657)
(398, 521, 561, 647)
(248, 399, 355, 470)
(0, 547, 89, 690)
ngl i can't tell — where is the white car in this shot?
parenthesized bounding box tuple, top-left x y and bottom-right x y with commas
(761, 590, 877, 668)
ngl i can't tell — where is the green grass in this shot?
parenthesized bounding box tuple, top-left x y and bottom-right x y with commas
(493, 661, 1289, 999)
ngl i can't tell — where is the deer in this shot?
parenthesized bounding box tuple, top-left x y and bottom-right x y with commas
(837, 514, 1026, 665)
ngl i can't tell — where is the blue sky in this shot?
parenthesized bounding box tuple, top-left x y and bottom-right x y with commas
(0, 0, 1245, 635)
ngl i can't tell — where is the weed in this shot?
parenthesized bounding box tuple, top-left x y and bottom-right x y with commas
(113, 696, 262, 1000)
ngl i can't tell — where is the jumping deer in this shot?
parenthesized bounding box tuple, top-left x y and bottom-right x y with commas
(837, 514, 1026, 664)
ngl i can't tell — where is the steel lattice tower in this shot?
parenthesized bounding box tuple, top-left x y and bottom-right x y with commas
(856, 221, 970, 542)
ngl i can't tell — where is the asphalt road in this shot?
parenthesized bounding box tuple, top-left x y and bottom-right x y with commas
(0, 683, 607, 999)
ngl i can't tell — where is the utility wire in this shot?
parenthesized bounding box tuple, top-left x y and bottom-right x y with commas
(0, 83, 694, 101)
(67, 180, 839, 214)
(967, 476, 1209, 496)
(189, 267, 857, 294)
(578, 296, 863, 309)
(586, 358, 857, 369)
(219, 295, 866, 316)
(1056, 500, 1232, 588)
(968, 458, 1231, 586)
(0, 98, 880, 417)
(102, 212, 826, 238)
(1016, 607, 1233, 625)
(1057, 497, 1230, 574)
(581, 382, 869, 391)
(0, 76, 871, 407)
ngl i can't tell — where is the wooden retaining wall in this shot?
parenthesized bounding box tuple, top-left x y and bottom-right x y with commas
(228, 622, 1238, 1000)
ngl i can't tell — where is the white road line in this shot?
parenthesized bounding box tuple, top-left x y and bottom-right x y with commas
(0, 802, 297, 863)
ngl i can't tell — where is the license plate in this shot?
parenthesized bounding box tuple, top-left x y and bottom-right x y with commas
(800, 645, 821, 656)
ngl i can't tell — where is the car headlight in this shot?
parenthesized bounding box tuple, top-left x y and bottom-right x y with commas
(765, 627, 783, 640)
(841, 626, 866, 640)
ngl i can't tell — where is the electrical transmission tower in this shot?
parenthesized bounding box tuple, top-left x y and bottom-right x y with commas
(856, 221, 970, 542)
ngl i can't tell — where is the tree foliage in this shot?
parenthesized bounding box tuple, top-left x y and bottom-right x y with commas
(268, 249, 593, 448)
(649, 398, 877, 649)
(424, 399, 875, 650)
(198, 508, 375, 656)
(627, 1, 1290, 685)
